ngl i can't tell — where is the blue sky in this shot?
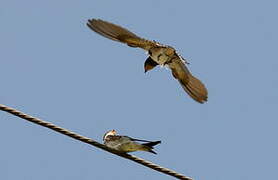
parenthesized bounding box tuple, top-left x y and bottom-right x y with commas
(1, 0, 277, 179)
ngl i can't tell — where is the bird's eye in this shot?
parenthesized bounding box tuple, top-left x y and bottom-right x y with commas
(148, 50, 152, 56)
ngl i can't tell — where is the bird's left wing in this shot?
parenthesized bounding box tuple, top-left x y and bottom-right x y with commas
(87, 19, 157, 51)
(168, 57, 208, 103)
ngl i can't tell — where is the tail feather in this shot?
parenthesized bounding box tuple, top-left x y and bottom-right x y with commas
(140, 141, 161, 154)
(142, 141, 161, 148)
(147, 149, 157, 154)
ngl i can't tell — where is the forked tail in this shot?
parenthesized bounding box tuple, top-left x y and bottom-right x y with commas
(141, 141, 161, 154)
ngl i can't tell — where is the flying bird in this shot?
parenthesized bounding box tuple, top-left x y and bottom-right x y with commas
(87, 19, 208, 103)
(103, 130, 161, 154)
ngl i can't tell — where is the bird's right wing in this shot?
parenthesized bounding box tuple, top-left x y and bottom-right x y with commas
(87, 19, 157, 51)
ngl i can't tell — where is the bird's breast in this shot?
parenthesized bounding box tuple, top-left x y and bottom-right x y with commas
(149, 47, 175, 65)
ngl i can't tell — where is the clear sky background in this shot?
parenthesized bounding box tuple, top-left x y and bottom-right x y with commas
(1, 0, 277, 180)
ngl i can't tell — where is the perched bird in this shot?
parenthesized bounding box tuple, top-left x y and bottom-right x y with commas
(87, 19, 208, 103)
(103, 130, 161, 154)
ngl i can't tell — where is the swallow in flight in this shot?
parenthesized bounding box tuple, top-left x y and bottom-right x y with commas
(87, 19, 208, 103)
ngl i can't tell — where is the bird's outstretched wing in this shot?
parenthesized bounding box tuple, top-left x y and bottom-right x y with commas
(168, 57, 208, 103)
(87, 19, 157, 51)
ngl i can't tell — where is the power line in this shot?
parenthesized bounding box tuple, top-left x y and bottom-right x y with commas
(0, 104, 193, 180)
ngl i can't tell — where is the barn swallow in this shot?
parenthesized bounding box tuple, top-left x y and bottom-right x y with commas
(87, 19, 208, 103)
(103, 130, 161, 154)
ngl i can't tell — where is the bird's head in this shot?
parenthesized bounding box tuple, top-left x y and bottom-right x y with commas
(103, 129, 117, 141)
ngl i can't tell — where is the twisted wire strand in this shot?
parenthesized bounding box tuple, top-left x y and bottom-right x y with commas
(0, 104, 193, 180)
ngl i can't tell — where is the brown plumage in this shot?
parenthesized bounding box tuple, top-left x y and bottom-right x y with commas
(168, 57, 208, 103)
(87, 19, 208, 103)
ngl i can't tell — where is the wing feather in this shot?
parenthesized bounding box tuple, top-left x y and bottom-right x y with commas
(168, 58, 208, 103)
(87, 19, 156, 50)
